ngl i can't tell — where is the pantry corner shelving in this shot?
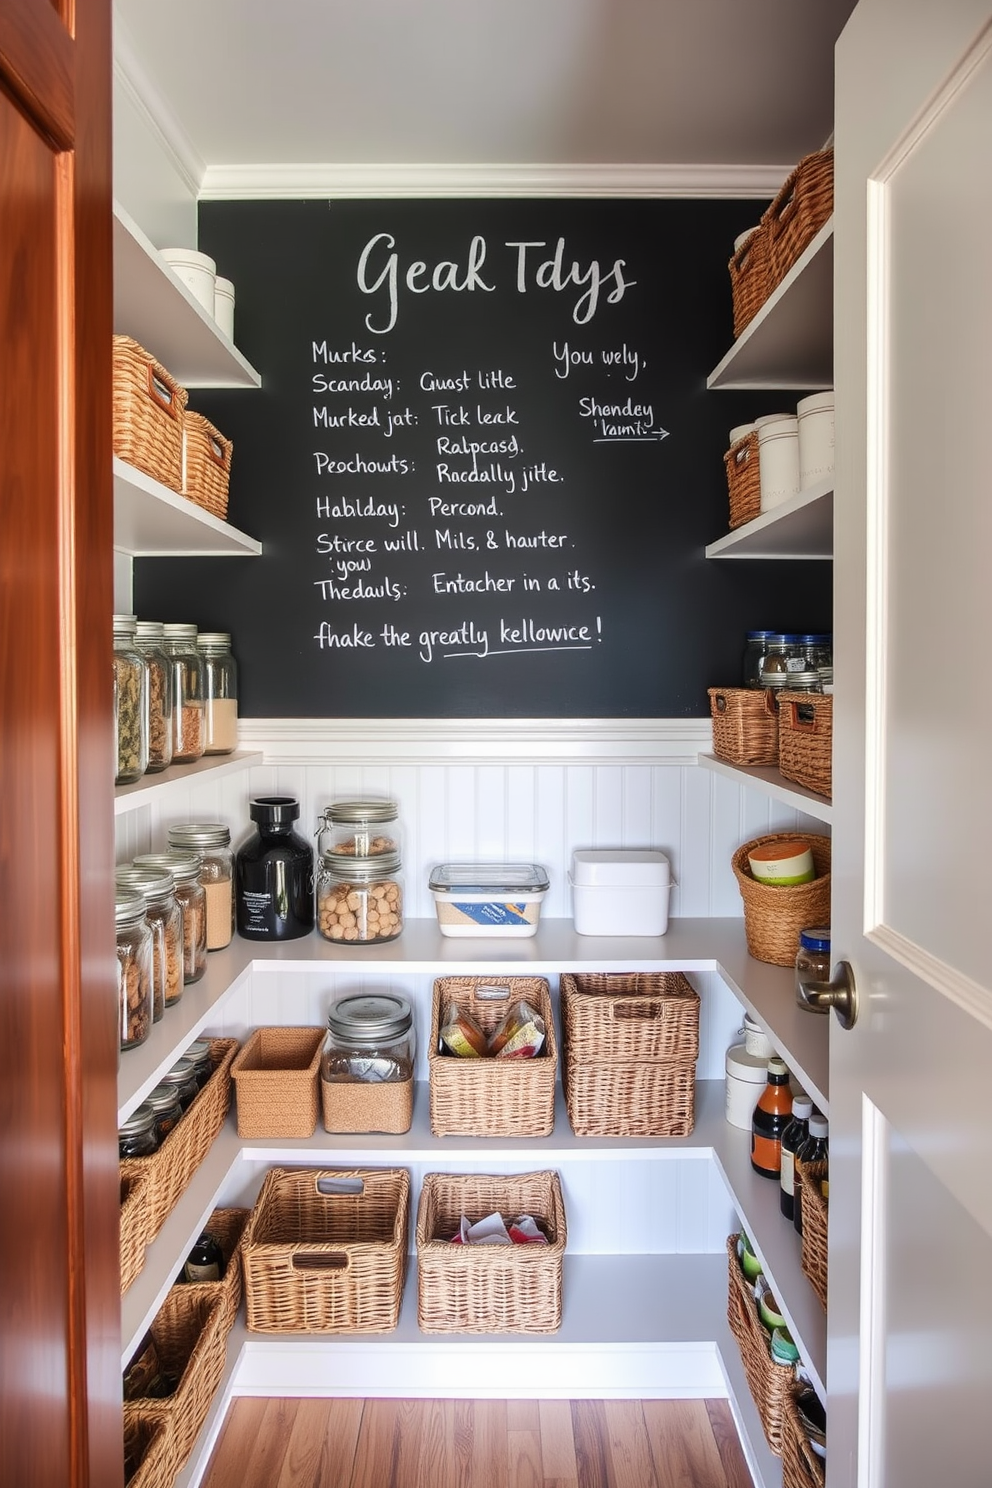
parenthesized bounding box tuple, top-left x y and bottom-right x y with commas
(114, 458, 263, 559)
(705, 480, 833, 560)
(113, 749, 264, 816)
(698, 752, 832, 825)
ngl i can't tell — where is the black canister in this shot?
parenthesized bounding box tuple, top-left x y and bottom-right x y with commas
(235, 796, 315, 941)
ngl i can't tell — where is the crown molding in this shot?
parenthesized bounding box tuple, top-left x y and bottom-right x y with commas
(198, 161, 786, 201)
(113, 9, 205, 199)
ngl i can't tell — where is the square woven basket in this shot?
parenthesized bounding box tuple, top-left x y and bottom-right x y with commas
(174, 1206, 250, 1333)
(709, 686, 779, 767)
(782, 1382, 827, 1488)
(726, 1235, 793, 1455)
(731, 833, 831, 967)
(724, 429, 761, 529)
(728, 222, 770, 339)
(242, 1166, 410, 1334)
(112, 334, 188, 492)
(797, 1157, 828, 1310)
(182, 409, 233, 521)
(230, 1026, 325, 1138)
(762, 147, 834, 292)
(120, 1166, 151, 1294)
(777, 692, 833, 799)
(123, 1410, 177, 1488)
(416, 1170, 566, 1334)
(428, 975, 558, 1138)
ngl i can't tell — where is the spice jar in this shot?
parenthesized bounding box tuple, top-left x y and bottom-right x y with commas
(161, 622, 205, 764)
(197, 632, 239, 755)
(116, 866, 184, 1014)
(132, 851, 207, 984)
(158, 1056, 200, 1112)
(167, 823, 234, 950)
(116, 889, 153, 1050)
(113, 614, 149, 784)
(133, 620, 173, 773)
(235, 796, 315, 941)
(796, 926, 831, 1011)
(321, 992, 415, 1133)
(118, 1103, 159, 1158)
(316, 849, 403, 945)
(144, 1083, 184, 1145)
(317, 798, 402, 862)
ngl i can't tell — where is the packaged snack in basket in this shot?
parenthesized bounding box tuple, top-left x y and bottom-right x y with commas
(439, 1002, 488, 1058)
(449, 1212, 549, 1245)
(488, 1000, 546, 1059)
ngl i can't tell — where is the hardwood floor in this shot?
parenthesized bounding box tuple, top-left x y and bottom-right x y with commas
(200, 1397, 755, 1488)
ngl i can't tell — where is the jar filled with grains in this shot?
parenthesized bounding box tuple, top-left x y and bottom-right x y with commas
(132, 850, 207, 984)
(116, 889, 153, 1050)
(113, 614, 149, 784)
(316, 849, 404, 945)
(116, 865, 183, 1014)
(133, 620, 173, 772)
(161, 623, 205, 764)
(197, 632, 239, 755)
(167, 823, 234, 950)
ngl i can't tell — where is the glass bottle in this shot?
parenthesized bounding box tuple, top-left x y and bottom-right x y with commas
(794, 1113, 829, 1236)
(750, 1056, 793, 1179)
(161, 622, 205, 764)
(116, 889, 153, 1050)
(113, 614, 149, 784)
(316, 849, 404, 945)
(116, 865, 183, 1015)
(167, 823, 234, 950)
(183, 1230, 225, 1282)
(133, 620, 173, 773)
(132, 850, 206, 985)
(779, 1094, 813, 1222)
(235, 796, 315, 941)
(197, 632, 239, 755)
(118, 1102, 159, 1158)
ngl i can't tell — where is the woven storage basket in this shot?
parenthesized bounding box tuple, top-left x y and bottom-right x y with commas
(797, 1158, 829, 1310)
(183, 409, 232, 521)
(763, 148, 834, 292)
(782, 1384, 826, 1488)
(112, 335, 188, 492)
(731, 834, 831, 968)
(242, 1166, 410, 1334)
(416, 1170, 566, 1334)
(709, 687, 779, 767)
(778, 692, 833, 799)
(122, 1289, 228, 1484)
(726, 1235, 793, 1455)
(729, 222, 770, 339)
(174, 1206, 250, 1332)
(120, 1037, 239, 1252)
(123, 1410, 177, 1488)
(724, 429, 761, 529)
(429, 975, 557, 1138)
(121, 1167, 150, 1294)
(230, 1026, 324, 1138)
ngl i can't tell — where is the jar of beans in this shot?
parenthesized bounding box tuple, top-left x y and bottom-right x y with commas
(316, 849, 404, 944)
(116, 889, 153, 1050)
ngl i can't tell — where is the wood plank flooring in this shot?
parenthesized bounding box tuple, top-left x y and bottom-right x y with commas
(200, 1397, 755, 1488)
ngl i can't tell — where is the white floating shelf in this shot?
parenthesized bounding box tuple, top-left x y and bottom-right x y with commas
(114, 458, 262, 558)
(698, 752, 832, 823)
(706, 481, 833, 560)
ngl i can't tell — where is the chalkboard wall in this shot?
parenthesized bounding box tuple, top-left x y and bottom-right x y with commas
(134, 199, 831, 718)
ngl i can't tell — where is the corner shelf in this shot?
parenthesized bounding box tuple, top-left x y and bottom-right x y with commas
(705, 481, 833, 560)
(114, 749, 264, 817)
(698, 752, 833, 825)
(113, 457, 262, 558)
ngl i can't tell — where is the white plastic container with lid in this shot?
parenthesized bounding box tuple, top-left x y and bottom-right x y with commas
(428, 863, 549, 938)
(213, 276, 236, 340)
(797, 389, 835, 488)
(757, 414, 800, 511)
(570, 849, 672, 936)
(160, 247, 217, 314)
(725, 1043, 768, 1129)
(741, 1014, 775, 1061)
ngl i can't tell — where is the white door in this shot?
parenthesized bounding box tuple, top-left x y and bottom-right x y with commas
(830, 2, 992, 1485)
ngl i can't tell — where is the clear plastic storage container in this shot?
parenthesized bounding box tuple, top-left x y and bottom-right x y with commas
(428, 863, 549, 938)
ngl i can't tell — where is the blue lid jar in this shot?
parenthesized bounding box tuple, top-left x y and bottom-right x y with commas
(799, 927, 831, 953)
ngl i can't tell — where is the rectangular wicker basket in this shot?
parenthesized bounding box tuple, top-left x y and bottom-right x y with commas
(726, 1235, 793, 1456)
(560, 972, 699, 1137)
(797, 1158, 828, 1310)
(782, 1383, 826, 1488)
(174, 1206, 250, 1332)
(183, 409, 233, 521)
(242, 1166, 410, 1334)
(123, 1410, 176, 1488)
(762, 148, 834, 292)
(416, 1170, 566, 1334)
(777, 692, 833, 799)
(112, 334, 187, 492)
(728, 222, 770, 339)
(709, 686, 779, 767)
(230, 1026, 324, 1138)
(724, 429, 761, 529)
(428, 975, 558, 1138)
(120, 1167, 150, 1294)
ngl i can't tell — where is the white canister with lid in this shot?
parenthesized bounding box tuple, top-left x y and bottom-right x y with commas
(160, 247, 217, 315)
(213, 276, 236, 340)
(725, 1042, 768, 1129)
(728, 421, 755, 448)
(797, 390, 835, 488)
(757, 415, 800, 511)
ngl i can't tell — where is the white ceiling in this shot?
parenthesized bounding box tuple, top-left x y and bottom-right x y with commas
(114, 0, 857, 187)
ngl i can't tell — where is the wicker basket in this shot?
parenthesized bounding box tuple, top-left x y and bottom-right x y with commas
(724, 429, 761, 529)
(729, 222, 770, 339)
(112, 335, 188, 492)
(123, 1410, 177, 1488)
(797, 1158, 828, 1310)
(731, 834, 831, 967)
(183, 409, 232, 521)
(428, 975, 557, 1138)
(230, 1027, 325, 1138)
(763, 148, 834, 293)
(416, 1170, 566, 1334)
(782, 1384, 827, 1488)
(778, 692, 833, 799)
(121, 1167, 150, 1294)
(242, 1166, 410, 1334)
(726, 1235, 793, 1455)
(122, 1289, 229, 1484)
(174, 1207, 250, 1332)
(709, 687, 779, 766)
(120, 1037, 239, 1254)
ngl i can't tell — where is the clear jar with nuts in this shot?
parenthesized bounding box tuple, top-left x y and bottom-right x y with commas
(116, 865, 184, 1013)
(116, 890, 153, 1051)
(132, 850, 206, 984)
(316, 849, 404, 945)
(133, 620, 173, 773)
(161, 622, 205, 764)
(167, 822, 233, 950)
(317, 798, 402, 863)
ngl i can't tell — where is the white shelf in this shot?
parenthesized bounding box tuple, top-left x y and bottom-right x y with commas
(705, 481, 833, 560)
(113, 201, 261, 389)
(698, 753, 833, 824)
(113, 457, 262, 558)
(708, 220, 833, 391)
(114, 748, 264, 815)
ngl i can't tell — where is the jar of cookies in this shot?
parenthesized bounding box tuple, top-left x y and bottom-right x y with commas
(116, 890, 153, 1051)
(316, 849, 404, 945)
(317, 798, 402, 864)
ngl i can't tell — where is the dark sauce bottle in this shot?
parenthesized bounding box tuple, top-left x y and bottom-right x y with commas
(235, 796, 315, 941)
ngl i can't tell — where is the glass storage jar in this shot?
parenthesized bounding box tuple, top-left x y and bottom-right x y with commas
(113, 614, 149, 784)
(799, 632, 833, 686)
(133, 620, 173, 773)
(235, 796, 315, 941)
(118, 1103, 159, 1158)
(742, 630, 777, 689)
(132, 850, 207, 984)
(320, 992, 415, 1134)
(184, 1037, 215, 1090)
(167, 822, 234, 950)
(197, 632, 239, 755)
(316, 849, 403, 945)
(144, 1083, 184, 1145)
(116, 865, 183, 1014)
(316, 798, 402, 863)
(158, 1056, 199, 1112)
(161, 622, 205, 764)
(116, 889, 153, 1050)
(796, 926, 831, 1010)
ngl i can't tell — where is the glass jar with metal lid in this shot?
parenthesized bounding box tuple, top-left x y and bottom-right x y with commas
(779, 671, 823, 694)
(167, 823, 234, 950)
(197, 632, 238, 755)
(798, 632, 833, 686)
(144, 1083, 184, 1145)
(321, 992, 415, 1133)
(113, 614, 149, 784)
(132, 850, 206, 984)
(184, 1037, 215, 1090)
(317, 798, 402, 863)
(742, 630, 777, 689)
(116, 889, 153, 1050)
(161, 622, 204, 764)
(158, 1056, 200, 1112)
(116, 865, 183, 1014)
(316, 849, 403, 944)
(119, 1102, 159, 1158)
(133, 620, 173, 772)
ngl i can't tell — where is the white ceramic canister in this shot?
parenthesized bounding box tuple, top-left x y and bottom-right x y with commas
(757, 414, 800, 512)
(213, 276, 236, 340)
(725, 1042, 768, 1129)
(160, 247, 217, 315)
(797, 390, 835, 488)
(728, 421, 755, 448)
(741, 1014, 775, 1061)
